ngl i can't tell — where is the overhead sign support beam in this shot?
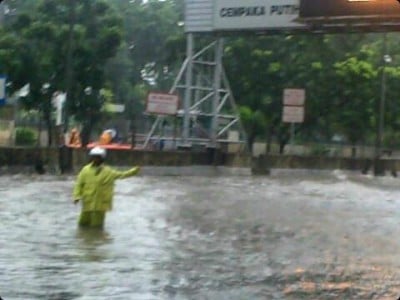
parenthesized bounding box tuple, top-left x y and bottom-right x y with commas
(210, 38, 224, 148)
(142, 34, 247, 150)
(182, 33, 194, 147)
(298, 0, 400, 33)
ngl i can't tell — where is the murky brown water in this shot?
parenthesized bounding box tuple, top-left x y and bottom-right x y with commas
(1, 170, 400, 299)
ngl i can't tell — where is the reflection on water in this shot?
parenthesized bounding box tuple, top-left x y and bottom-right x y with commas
(75, 228, 113, 245)
(75, 228, 113, 262)
(0, 170, 400, 299)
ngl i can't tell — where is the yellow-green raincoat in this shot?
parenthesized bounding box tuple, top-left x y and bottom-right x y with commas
(73, 163, 140, 212)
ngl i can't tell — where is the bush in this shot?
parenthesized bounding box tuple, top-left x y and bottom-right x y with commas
(310, 144, 330, 156)
(15, 127, 36, 146)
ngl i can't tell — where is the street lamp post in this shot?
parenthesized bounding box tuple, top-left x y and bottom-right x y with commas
(374, 33, 390, 176)
(40, 82, 51, 147)
(63, 0, 76, 136)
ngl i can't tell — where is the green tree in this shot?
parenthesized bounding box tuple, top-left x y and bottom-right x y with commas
(333, 55, 377, 157)
(2, 0, 123, 145)
(108, 0, 184, 90)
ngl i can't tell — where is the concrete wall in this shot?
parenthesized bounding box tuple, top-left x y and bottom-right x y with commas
(72, 148, 249, 168)
(252, 142, 400, 159)
(0, 147, 398, 176)
(252, 154, 398, 176)
(0, 147, 251, 174)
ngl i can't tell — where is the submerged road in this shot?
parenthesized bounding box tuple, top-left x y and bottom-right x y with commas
(0, 170, 400, 299)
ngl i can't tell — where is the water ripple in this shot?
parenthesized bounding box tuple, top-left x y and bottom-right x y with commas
(1, 172, 400, 299)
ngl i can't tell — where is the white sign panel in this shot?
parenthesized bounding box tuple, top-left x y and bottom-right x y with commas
(283, 88, 305, 106)
(213, 0, 304, 31)
(104, 103, 125, 113)
(282, 106, 304, 123)
(52, 92, 66, 125)
(146, 92, 179, 115)
(0, 76, 5, 104)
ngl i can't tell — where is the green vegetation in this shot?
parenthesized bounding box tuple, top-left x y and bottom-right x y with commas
(223, 34, 400, 154)
(15, 127, 36, 146)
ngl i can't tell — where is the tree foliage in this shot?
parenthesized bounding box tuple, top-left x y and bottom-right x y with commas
(1, 0, 123, 145)
(224, 33, 400, 153)
(1, 1, 400, 153)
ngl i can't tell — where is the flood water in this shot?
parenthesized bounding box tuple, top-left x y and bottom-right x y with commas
(1, 169, 400, 299)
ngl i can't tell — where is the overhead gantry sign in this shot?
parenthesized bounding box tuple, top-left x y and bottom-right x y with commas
(185, 0, 400, 34)
(185, 0, 305, 33)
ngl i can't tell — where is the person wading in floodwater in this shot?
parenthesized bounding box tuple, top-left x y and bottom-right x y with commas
(73, 146, 140, 228)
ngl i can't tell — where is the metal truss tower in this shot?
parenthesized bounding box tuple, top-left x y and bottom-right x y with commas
(143, 33, 246, 151)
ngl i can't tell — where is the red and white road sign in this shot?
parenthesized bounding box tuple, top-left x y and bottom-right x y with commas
(283, 88, 306, 106)
(282, 105, 305, 123)
(146, 92, 179, 115)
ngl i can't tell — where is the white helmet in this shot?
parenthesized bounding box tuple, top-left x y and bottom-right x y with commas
(89, 146, 107, 158)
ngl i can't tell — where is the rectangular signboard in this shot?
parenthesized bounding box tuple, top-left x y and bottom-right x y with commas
(300, 0, 400, 19)
(282, 106, 304, 123)
(0, 75, 6, 106)
(146, 92, 179, 115)
(283, 88, 305, 106)
(185, 0, 214, 33)
(185, 0, 306, 33)
(213, 0, 304, 31)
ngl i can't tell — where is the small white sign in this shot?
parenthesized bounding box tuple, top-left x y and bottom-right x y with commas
(282, 106, 304, 123)
(283, 88, 305, 106)
(104, 103, 125, 113)
(146, 92, 179, 115)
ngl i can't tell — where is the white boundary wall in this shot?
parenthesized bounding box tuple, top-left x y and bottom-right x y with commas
(0, 120, 14, 146)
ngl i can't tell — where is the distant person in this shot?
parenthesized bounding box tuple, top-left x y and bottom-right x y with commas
(68, 128, 81, 147)
(99, 129, 117, 145)
(34, 151, 45, 175)
(73, 146, 140, 228)
(159, 138, 165, 151)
